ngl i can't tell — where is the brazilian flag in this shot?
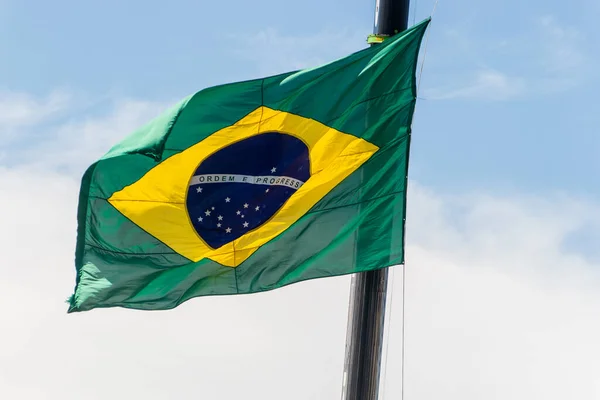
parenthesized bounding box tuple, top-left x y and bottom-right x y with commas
(68, 19, 430, 312)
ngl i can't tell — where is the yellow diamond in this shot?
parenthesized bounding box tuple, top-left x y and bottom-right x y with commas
(108, 106, 379, 267)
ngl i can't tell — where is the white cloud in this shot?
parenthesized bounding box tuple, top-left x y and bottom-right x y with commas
(380, 183, 600, 398)
(0, 90, 71, 139)
(1, 92, 599, 399)
(0, 93, 172, 175)
(230, 28, 367, 77)
(28, 98, 171, 174)
(538, 15, 586, 73)
(423, 15, 590, 101)
(425, 69, 526, 101)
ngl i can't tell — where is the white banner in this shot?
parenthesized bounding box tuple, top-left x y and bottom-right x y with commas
(189, 174, 304, 190)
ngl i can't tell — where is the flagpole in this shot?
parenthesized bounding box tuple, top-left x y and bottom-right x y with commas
(341, 1, 410, 399)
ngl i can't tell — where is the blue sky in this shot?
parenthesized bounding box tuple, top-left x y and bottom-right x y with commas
(1, 0, 600, 399)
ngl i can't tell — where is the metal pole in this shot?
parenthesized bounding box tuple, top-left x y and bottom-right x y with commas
(341, 1, 410, 399)
(374, 0, 410, 37)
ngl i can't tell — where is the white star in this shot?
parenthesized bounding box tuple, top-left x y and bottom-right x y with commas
(241, 215, 245, 218)
(243, 203, 249, 208)
(211, 206, 215, 210)
(265, 188, 270, 193)
(218, 215, 223, 221)
(198, 217, 203, 222)
(226, 227, 232, 233)
(196, 187, 203, 193)
(236, 210, 241, 215)
(217, 223, 221, 228)
(205, 210, 211, 216)
(271, 167, 276, 173)
(243, 221, 249, 228)
(255, 206, 260, 211)
(225, 197, 231, 203)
